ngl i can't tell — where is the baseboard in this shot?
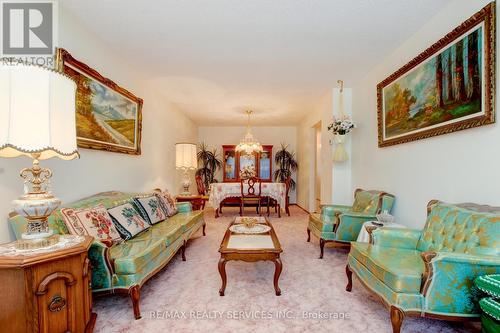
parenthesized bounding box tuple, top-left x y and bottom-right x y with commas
(291, 204, 309, 214)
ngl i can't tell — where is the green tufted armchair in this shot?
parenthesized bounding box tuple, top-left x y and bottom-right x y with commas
(346, 200, 500, 333)
(307, 189, 395, 258)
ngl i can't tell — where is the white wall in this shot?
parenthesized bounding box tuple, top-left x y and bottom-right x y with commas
(0, 6, 198, 243)
(351, 0, 499, 229)
(296, 91, 334, 212)
(332, 88, 353, 205)
(198, 126, 298, 203)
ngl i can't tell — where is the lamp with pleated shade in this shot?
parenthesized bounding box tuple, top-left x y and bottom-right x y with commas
(175, 143, 197, 195)
(0, 64, 78, 247)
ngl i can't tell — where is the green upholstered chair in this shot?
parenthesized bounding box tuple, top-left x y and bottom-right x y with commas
(346, 200, 500, 333)
(307, 188, 395, 258)
(475, 274, 500, 333)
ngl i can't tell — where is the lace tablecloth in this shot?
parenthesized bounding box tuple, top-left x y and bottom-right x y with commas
(208, 182, 286, 209)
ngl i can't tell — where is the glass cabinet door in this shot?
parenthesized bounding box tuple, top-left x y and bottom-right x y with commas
(259, 151, 271, 181)
(239, 153, 256, 178)
(258, 145, 273, 182)
(223, 146, 237, 182)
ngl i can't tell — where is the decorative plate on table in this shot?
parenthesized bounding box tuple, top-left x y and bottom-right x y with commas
(229, 224, 271, 234)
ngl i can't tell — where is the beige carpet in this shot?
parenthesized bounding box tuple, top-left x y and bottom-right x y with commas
(94, 206, 479, 333)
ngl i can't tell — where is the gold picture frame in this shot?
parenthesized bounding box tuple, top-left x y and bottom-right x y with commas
(56, 48, 143, 155)
(377, 3, 495, 147)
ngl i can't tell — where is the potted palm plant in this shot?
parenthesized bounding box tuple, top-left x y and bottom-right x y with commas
(273, 143, 298, 190)
(196, 142, 222, 189)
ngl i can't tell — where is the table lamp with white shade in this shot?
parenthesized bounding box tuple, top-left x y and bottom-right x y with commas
(175, 143, 197, 196)
(0, 64, 78, 248)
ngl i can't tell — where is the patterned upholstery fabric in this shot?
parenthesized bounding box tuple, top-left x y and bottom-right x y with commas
(133, 195, 168, 225)
(307, 189, 395, 246)
(348, 254, 424, 312)
(350, 243, 424, 293)
(348, 201, 500, 319)
(108, 203, 150, 240)
(60, 204, 122, 244)
(110, 233, 166, 274)
(417, 203, 500, 255)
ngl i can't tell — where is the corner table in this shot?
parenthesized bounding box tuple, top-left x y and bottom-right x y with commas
(218, 217, 283, 296)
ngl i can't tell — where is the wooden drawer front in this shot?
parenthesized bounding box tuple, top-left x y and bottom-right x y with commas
(35, 271, 77, 333)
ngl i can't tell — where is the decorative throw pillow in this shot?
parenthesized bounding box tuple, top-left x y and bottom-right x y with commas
(133, 195, 167, 225)
(156, 190, 178, 217)
(61, 204, 122, 245)
(107, 203, 150, 240)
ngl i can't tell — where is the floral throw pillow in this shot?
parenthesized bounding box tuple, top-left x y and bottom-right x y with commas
(61, 204, 121, 245)
(133, 195, 167, 225)
(107, 203, 150, 240)
(156, 190, 178, 217)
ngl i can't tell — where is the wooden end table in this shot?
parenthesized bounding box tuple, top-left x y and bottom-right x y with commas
(218, 217, 283, 296)
(176, 194, 206, 210)
(0, 235, 96, 333)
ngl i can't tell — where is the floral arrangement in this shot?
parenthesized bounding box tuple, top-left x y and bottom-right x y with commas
(327, 116, 355, 135)
(239, 165, 256, 180)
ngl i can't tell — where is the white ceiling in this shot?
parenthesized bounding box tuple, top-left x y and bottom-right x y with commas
(61, 0, 451, 126)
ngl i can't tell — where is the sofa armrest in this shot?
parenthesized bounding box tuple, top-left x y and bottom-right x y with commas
(421, 251, 500, 315)
(320, 204, 352, 216)
(371, 227, 422, 249)
(334, 213, 377, 242)
(88, 240, 114, 291)
(176, 202, 192, 213)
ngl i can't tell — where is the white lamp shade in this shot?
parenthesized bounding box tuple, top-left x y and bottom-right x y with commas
(0, 64, 78, 160)
(175, 143, 197, 169)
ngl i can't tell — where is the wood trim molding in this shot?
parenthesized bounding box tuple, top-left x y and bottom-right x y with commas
(420, 251, 438, 296)
(36, 272, 76, 296)
(366, 225, 378, 245)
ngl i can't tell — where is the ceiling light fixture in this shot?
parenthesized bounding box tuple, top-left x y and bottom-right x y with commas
(235, 110, 263, 156)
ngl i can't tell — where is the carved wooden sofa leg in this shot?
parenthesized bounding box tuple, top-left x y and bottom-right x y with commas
(345, 264, 353, 292)
(319, 238, 325, 259)
(306, 228, 311, 242)
(129, 285, 141, 320)
(390, 306, 405, 333)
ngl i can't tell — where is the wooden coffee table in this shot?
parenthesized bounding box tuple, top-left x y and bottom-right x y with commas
(218, 217, 283, 296)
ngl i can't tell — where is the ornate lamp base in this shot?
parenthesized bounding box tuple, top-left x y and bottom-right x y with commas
(12, 157, 61, 249)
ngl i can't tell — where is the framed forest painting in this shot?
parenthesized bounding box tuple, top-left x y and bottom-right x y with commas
(57, 48, 143, 155)
(377, 3, 495, 147)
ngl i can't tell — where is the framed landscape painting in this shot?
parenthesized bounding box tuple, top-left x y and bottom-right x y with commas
(377, 3, 495, 147)
(57, 48, 143, 155)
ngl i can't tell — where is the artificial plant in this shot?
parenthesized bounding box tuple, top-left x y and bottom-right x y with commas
(273, 143, 298, 189)
(196, 142, 222, 189)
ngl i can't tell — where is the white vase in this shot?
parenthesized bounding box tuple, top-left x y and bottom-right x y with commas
(333, 134, 348, 162)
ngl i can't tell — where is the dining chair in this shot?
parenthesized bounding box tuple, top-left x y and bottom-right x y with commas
(240, 177, 262, 216)
(195, 175, 209, 210)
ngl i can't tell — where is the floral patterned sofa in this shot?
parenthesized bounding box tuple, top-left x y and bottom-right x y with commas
(8, 191, 206, 320)
(345, 200, 500, 333)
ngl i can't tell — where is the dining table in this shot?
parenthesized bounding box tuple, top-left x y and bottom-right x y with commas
(208, 182, 287, 218)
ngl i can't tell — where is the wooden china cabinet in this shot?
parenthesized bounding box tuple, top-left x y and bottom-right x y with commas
(222, 145, 273, 182)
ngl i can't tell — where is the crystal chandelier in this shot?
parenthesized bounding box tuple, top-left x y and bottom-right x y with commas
(236, 110, 263, 155)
